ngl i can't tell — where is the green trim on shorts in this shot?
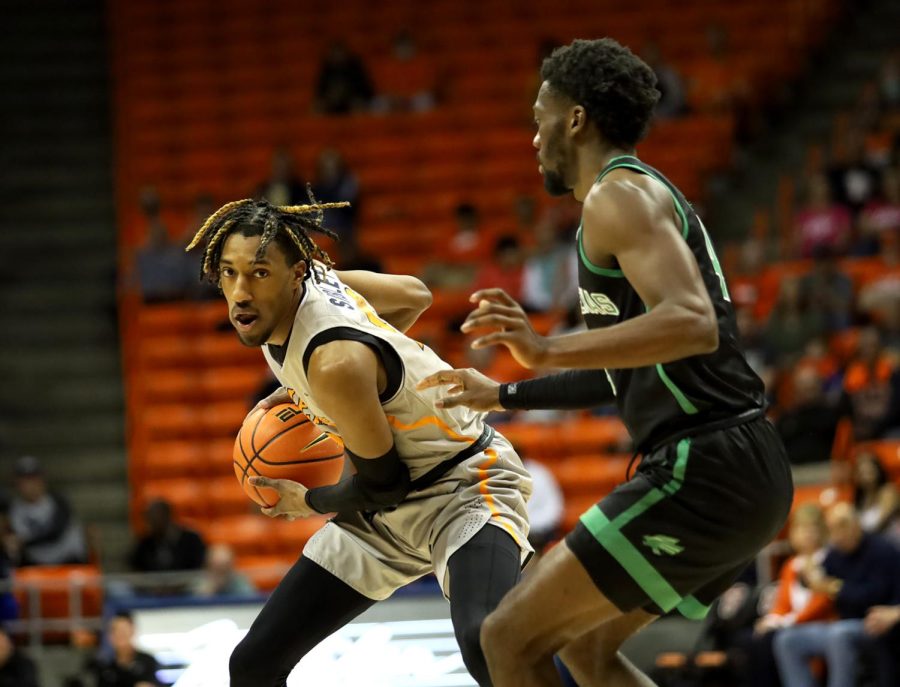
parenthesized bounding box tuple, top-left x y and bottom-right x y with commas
(578, 439, 693, 615)
(676, 594, 712, 620)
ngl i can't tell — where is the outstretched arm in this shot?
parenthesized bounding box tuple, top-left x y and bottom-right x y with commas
(335, 269, 432, 332)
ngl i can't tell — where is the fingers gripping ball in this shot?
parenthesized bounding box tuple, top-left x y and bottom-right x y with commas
(233, 403, 344, 507)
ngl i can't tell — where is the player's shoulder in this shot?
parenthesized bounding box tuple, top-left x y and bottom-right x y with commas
(307, 339, 379, 384)
(584, 169, 673, 240)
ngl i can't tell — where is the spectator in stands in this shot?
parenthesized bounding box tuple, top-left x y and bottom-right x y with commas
(793, 173, 852, 258)
(1, 456, 87, 567)
(473, 236, 525, 303)
(773, 503, 900, 687)
(129, 499, 206, 574)
(339, 238, 383, 273)
(852, 452, 900, 545)
(641, 42, 686, 118)
(799, 247, 853, 332)
(838, 326, 895, 441)
(776, 367, 838, 465)
(85, 611, 161, 687)
(859, 167, 900, 253)
(255, 147, 306, 207)
(190, 544, 256, 598)
(521, 217, 577, 313)
(372, 30, 437, 113)
(133, 188, 191, 303)
(313, 41, 374, 115)
(521, 459, 563, 557)
(764, 278, 824, 364)
(423, 203, 492, 289)
(0, 625, 38, 687)
(310, 148, 359, 242)
(751, 504, 833, 687)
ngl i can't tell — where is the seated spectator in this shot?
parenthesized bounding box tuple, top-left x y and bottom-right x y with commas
(764, 278, 825, 365)
(255, 147, 307, 207)
(313, 41, 374, 115)
(776, 367, 838, 465)
(852, 452, 900, 544)
(521, 217, 578, 313)
(859, 167, 900, 253)
(423, 203, 493, 289)
(473, 236, 525, 302)
(1, 456, 87, 566)
(310, 148, 359, 242)
(129, 499, 206, 574)
(641, 41, 687, 118)
(750, 504, 834, 687)
(838, 326, 895, 441)
(793, 173, 852, 258)
(132, 188, 191, 303)
(190, 544, 256, 598)
(0, 625, 38, 687)
(371, 30, 437, 112)
(521, 459, 563, 557)
(85, 612, 161, 687)
(773, 503, 900, 687)
(799, 247, 853, 332)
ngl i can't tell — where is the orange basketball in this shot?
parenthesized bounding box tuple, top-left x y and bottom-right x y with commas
(233, 403, 344, 507)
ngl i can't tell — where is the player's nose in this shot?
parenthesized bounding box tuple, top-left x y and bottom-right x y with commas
(532, 131, 540, 149)
(233, 274, 253, 302)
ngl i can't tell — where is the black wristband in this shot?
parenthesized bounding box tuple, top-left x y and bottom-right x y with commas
(306, 444, 410, 514)
(498, 370, 616, 411)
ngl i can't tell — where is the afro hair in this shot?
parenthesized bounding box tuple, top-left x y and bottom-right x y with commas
(541, 38, 660, 148)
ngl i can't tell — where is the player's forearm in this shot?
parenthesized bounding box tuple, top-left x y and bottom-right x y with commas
(542, 301, 718, 369)
(305, 445, 411, 513)
(500, 369, 616, 410)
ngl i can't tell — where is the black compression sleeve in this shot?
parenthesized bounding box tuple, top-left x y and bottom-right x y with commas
(305, 445, 410, 514)
(499, 369, 616, 411)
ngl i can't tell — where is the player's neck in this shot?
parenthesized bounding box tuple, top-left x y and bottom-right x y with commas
(267, 284, 304, 347)
(573, 144, 634, 201)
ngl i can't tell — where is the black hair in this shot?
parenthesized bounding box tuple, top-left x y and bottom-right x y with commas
(112, 610, 134, 623)
(540, 38, 660, 148)
(186, 190, 348, 283)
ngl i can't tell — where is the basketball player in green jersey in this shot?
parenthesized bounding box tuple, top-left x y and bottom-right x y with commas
(419, 38, 793, 687)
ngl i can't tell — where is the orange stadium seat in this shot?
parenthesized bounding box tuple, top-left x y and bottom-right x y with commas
(236, 555, 292, 592)
(140, 478, 209, 519)
(13, 565, 103, 622)
(204, 515, 276, 557)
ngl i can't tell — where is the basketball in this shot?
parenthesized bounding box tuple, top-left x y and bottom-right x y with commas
(233, 403, 345, 507)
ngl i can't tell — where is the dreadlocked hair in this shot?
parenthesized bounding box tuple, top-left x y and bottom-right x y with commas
(186, 191, 349, 284)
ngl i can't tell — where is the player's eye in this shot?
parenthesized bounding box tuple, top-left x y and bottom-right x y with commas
(221, 267, 235, 277)
(254, 269, 269, 278)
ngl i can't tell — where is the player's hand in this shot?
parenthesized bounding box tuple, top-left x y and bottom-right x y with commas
(249, 476, 316, 519)
(416, 368, 503, 412)
(461, 289, 549, 369)
(253, 387, 292, 412)
(864, 605, 900, 636)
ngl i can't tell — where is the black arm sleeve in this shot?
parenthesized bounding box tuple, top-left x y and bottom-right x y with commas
(305, 445, 410, 514)
(499, 369, 616, 411)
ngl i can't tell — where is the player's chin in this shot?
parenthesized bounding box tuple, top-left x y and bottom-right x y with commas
(542, 172, 571, 197)
(235, 325, 269, 347)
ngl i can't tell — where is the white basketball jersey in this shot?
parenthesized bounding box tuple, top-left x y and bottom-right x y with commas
(261, 265, 487, 480)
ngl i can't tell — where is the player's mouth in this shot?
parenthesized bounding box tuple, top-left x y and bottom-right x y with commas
(233, 312, 259, 331)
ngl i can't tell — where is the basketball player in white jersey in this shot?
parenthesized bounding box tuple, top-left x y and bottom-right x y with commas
(185, 197, 532, 687)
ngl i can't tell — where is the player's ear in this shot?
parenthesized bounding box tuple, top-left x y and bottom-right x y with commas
(570, 105, 587, 135)
(292, 260, 307, 286)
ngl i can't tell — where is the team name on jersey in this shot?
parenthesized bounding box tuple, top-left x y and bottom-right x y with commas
(317, 273, 355, 310)
(285, 387, 338, 431)
(579, 288, 620, 317)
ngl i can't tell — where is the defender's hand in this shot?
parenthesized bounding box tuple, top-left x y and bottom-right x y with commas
(461, 289, 549, 369)
(253, 387, 293, 412)
(417, 368, 503, 412)
(249, 476, 316, 519)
